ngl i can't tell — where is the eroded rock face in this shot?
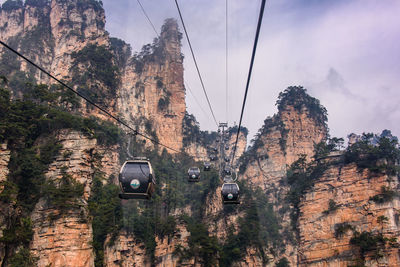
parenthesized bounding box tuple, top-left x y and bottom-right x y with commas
(0, 143, 10, 185)
(117, 18, 185, 153)
(237, 103, 328, 265)
(104, 231, 149, 267)
(298, 163, 400, 266)
(30, 130, 119, 267)
(104, 223, 191, 267)
(30, 199, 94, 267)
(0, 143, 10, 266)
(49, 0, 109, 80)
(244, 105, 327, 194)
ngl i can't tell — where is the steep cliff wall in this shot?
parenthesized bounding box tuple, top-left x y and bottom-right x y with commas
(298, 161, 400, 266)
(0, 143, 10, 266)
(0, 0, 108, 83)
(104, 223, 192, 267)
(224, 87, 329, 265)
(29, 130, 119, 267)
(0, 0, 187, 151)
(117, 18, 185, 152)
(0, 143, 10, 185)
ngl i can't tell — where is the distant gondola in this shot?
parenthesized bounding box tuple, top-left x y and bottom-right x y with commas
(223, 166, 232, 176)
(118, 158, 155, 200)
(204, 162, 211, 171)
(225, 144, 229, 150)
(209, 154, 218, 161)
(188, 167, 201, 182)
(221, 182, 240, 204)
(224, 156, 230, 163)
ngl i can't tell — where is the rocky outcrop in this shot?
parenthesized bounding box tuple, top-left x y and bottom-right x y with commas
(298, 162, 400, 266)
(105, 223, 191, 267)
(30, 199, 94, 267)
(30, 130, 119, 267)
(244, 104, 327, 194)
(104, 231, 149, 267)
(0, 143, 10, 266)
(235, 91, 328, 265)
(117, 18, 185, 153)
(0, 0, 108, 82)
(0, 143, 10, 186)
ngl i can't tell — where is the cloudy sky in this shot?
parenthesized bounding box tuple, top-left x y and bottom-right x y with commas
(4, 0, 399, 142)
(102, 0, 400, 142)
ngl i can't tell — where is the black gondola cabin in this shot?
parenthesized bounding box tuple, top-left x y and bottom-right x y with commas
(221, 182, 240, 204)
(188, 167, 201, 182)
(204, 162, 211, 171)
(118, 159, 155, 199)
(209, 154, 218, 161)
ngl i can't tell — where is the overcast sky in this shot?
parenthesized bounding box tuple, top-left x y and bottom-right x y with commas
(4, 0, 399, 142)
(101, 0, 400, 142)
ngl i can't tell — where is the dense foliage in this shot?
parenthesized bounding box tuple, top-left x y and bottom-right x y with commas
(182, 112, 218, 147)
(1, 0, 23, 11)
(0, 81, 121, 265)
(276, 86, 328, 127)
(110, 37, 132, 68)
(219, 184, 282, 266)
(71, 44, 120, 105)
(24, 0, 50, 8)
(369, 186, 398, 204)
(88, 171, 122, 267)
(286, 154, 328, 232)
(313, 137, 344, 159)
(174, 216, 220, 267)
(344, 133, 400, 175)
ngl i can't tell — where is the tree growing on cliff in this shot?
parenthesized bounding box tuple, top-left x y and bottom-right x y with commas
(276, 86, 328, 128)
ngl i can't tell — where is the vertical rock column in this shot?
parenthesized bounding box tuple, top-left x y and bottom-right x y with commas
(30, 130, 119, 267)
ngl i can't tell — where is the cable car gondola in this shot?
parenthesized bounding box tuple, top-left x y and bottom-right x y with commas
(221, 182, 240, 204)
(188, 167, 201, 182)
(204, 162, 211, 171)
(118, 158, 155, 200)
(224, 156, 230, 163)
(209, 154, 218, 161)
(225, 144, 229, 150)
(223, 166, 232, 176)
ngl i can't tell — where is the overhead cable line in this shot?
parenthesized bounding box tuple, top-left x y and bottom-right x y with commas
(225, 0, 229, 124)
(136, 0, 159, 37)
(173, 0, 219, 127)
(231, 0, 267, 165)
(185, 82, 210, 121)
(135, 0, 211, 123)
(0, 40, 181, 153)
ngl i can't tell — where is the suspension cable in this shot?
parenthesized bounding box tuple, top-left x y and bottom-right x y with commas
(225, 0, 229, 124)
(0, 40, 181, 153)
(135, 0, 212, 123)
(173, 0, 219, 127)
(231, 0, 267, 165)
(136, 0, 159, 37)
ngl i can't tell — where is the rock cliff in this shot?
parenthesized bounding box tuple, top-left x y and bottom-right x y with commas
(298, 161, 400, 266)
(29, 130, 119, 267)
